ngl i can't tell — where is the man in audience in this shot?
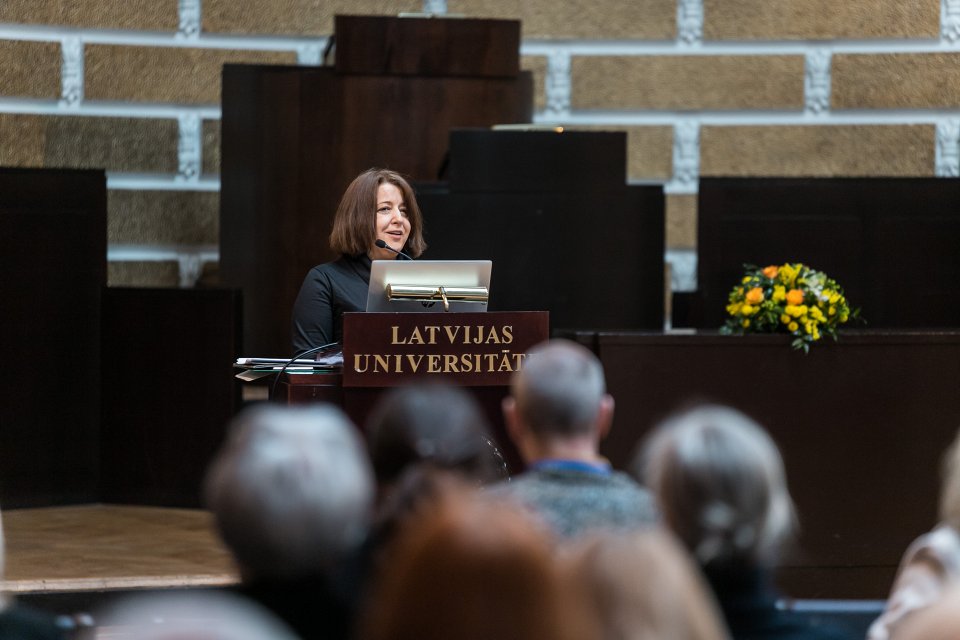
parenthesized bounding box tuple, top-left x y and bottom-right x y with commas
(491, 339, 657, 538)
(204, 403, 374, 640)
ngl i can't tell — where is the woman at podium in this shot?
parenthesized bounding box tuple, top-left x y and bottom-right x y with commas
(292, 168, 427, 355)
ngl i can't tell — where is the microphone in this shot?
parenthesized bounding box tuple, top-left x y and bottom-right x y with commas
(375, 239, 414, 260)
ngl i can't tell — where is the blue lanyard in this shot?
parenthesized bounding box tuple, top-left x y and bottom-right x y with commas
(529, 459, 612, 476)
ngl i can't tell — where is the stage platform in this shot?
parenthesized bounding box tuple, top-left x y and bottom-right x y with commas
(0, 505, 238, 611)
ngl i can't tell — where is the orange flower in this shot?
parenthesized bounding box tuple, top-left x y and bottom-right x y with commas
(762, 265, 779, 279)
(786, 289, 804, 306)
(745, 287, 764, 305)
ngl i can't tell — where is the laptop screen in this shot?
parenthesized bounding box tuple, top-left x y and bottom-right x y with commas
(366, 260, 492, 313)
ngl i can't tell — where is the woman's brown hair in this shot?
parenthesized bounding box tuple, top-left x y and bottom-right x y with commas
(328, 168, 427, 258)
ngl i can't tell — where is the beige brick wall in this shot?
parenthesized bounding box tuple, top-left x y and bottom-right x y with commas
(0, 115, 178, 172)
(703, 0, 939, 40)
(46, 117, 179, 172)
(108, 261, 182, 287)
(203, 120, 221, 176)
(86, 46, 296, 103)
(0, 0, 178, 31)
(0, 115, 47, 167)
(834, 54, 960, 109)
(666, 194, 697, 249)
(700, 125, 934, 176)
(571, 56, 805, 110)
(449, 0, 676, 39)
(203, 0, 418, 35)
(0, 41, 61, 98)
(109, 191, 219, 245)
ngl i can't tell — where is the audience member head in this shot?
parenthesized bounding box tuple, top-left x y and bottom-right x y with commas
(360, 487, 598, 640)
(366, 383, 503, 489)
(328, 167, 426, 259)
(504, 339, 613, 460)
(563, 529, 730, 640)
(87, 590, 299, 640)
(636, 404, 797, 569)
(892, 585, 960, 640)
(939, 427, 960, 529)
(204, 404, 373, 583)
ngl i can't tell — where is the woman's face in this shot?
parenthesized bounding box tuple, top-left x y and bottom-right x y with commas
(369, 182, 412, 260)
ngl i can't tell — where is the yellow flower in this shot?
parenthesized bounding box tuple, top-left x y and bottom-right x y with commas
(780, 314, 791, 324)
(742, 276, 751, 284)
(778, 264, 798, 286)
(772, 286, 786, 303)
(741, 304, 755, 315)
(742, 319, 751, 328)
(786, 304, 806, 318)
(788, 321, 799, 332)
(726, 302, 743, 315)
(828, 306, 836, 316)
(828, 292, 841, 304)
(809, 307, 825, 322)
(812, 326, 820, 341)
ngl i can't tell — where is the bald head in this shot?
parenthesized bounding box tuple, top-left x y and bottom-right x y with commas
(510, 340, 608, 438)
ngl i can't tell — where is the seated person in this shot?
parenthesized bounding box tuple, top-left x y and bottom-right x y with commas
(358, 385, 508, 597)
(563, 529, 730, 640)
(291, 168, 427, 355)
(204, 404, 374, 640)
(891, 584, 960, 640)
(491, 339, 658, 539)
(358, 485, 598, 640)
(88, 590, 298, 640)
(868, 427, 960, 640)
(636, 404, 853, 640)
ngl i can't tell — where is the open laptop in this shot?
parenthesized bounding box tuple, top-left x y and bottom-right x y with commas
(366, 260, 493, 313)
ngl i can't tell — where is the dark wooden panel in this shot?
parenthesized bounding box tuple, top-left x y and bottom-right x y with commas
(0, 168, 106, 507)
(335, 15, 521, 77)
(418, 131, 664, 331)
(100, 288, 242, 507)
(696, 177, 960, 329)
(580, 329, 960, 598)
(220, 56, 532, 356)
(447, 129, 627, 192)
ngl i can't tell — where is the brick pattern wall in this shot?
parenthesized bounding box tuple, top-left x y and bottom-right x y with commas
(0, 0, 953, 289)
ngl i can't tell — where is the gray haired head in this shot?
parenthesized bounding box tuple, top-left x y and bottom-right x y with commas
(511, 340, 607, 438)
(204, 404, 374, 582)
(636, 404, 797, 568)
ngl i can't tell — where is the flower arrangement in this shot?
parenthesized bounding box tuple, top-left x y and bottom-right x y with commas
(719, 263, 859, 352)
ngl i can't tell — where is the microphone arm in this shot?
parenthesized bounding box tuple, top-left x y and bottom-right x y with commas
(374, 239, 414, 261)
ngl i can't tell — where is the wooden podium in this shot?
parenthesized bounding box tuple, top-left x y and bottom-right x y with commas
(276, 311, 548, 468)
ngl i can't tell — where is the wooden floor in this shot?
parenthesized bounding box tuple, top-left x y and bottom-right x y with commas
(0, 505, 238, 594)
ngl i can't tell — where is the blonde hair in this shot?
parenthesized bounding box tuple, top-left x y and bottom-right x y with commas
(563, 529, 730, 640)
(328, 168, 426, 258)
(637, 405, 797, 568)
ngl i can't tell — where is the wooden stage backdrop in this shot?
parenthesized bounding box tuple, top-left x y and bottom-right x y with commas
(571, 329, 960, 599)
